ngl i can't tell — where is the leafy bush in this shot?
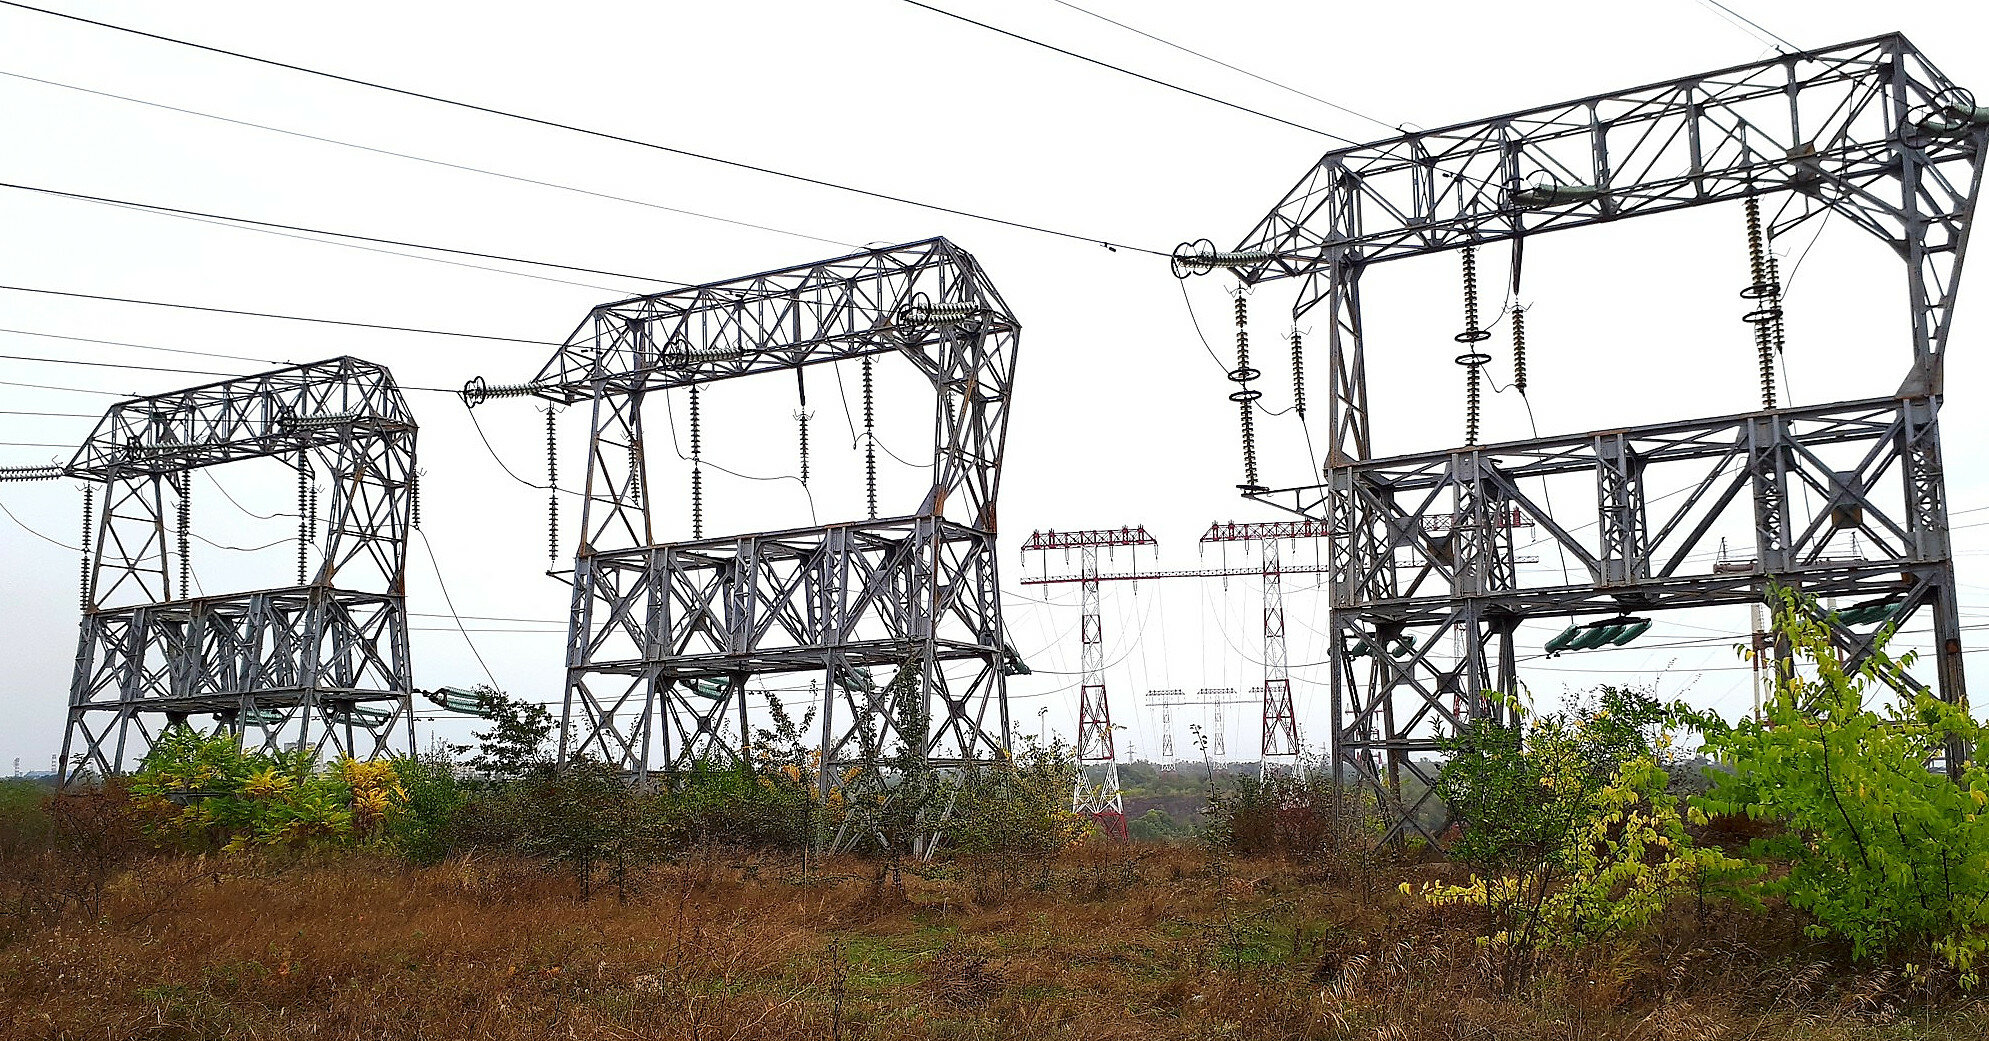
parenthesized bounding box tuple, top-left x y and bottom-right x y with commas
(131, 729, 407, 853)
(1698, 585, 1989, 983)
(388, 753, 468, 865)
(1202, 767, 1370, 864)
(1410, 686, 1749, 980)
(946, 741, 1088, 897)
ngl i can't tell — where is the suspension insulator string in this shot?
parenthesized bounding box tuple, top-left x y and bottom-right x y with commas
(305, 477, 318, 578)
(545, 407, 560, 562)
(175, 474, 191, 598)
(1289, 327, 1306, 419)
(410, 471, 422, 530)
(1511, 305, 1529, 396)
(1228, 291, 1264, 492)
(297, 453, 309, 585)
(795, 368, 811, 487)
(78, 484, 93, 612)
(689, 386, 705, 538)
(862, 357, 877, 519)
(628, 450, 641, 509)
(1453, 246, 1494, 446)
(1741, 195, 1781, 410)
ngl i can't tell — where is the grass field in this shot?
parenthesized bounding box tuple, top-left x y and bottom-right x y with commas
(4, 842, 1985, 1040)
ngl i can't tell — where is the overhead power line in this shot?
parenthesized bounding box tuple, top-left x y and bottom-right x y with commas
(0, 179, 679, 291)
(0, 69, 857, 252)
(1045, 0, 1398, 135)
(0, 1, 1165, 256)
(898, 0, 1359, 145)
(0, 283, 560, 346)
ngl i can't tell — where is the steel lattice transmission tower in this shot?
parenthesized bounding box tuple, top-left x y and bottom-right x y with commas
(468, 239, 1020, 798)
(1199, 519, 1331, 777)
(1021, 525, 1156, 838)
(1178, 34, 1987, 840)
(56, 358, 418, 780)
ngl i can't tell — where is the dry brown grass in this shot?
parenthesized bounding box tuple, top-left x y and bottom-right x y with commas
(2, 843, 1984, 1040)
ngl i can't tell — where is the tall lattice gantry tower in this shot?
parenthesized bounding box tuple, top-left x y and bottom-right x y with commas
(60, 358, 418, 779)
(468, 239, 1020, 805)
(1179, 34, 1985, 840)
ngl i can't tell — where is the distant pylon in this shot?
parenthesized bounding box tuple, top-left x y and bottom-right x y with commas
(1022, 526, 1157, 840)
(1200, 520, 1330, 777)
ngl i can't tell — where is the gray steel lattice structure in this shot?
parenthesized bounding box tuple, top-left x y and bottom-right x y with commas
(60, 357, 418, 781)
(491, 238, 1019, 790)
(1184, 34, 1985, 839)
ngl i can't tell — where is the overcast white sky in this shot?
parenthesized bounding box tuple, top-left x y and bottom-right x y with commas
(4, 0, 1989, 773)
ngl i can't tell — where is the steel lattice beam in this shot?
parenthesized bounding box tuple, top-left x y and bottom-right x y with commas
(59, 358, 417, 780)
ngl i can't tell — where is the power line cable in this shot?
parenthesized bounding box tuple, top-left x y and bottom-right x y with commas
(0, 2, 1163, 255)
(1697, 0, 1802, 54)
(414, 528, 501, 688)
(899, 0, 1358, 145)
(0, 68, 858, 252)
(0, 324, 288, 367)
(0, 282, 560, 345)
(1044, 0, 1397, 134)
(0, 179, 670, 292)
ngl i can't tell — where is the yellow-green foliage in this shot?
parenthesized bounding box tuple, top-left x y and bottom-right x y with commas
(132, 729, 407, 853)
(1411, 753, 1749, 950)
(1698, 585, 1989, 983)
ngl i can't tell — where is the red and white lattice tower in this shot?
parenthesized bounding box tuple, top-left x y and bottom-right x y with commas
(1021, 526, 1157, 839)
(1199, 519, 1332, 777)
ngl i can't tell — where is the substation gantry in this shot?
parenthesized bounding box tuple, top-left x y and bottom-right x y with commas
(46, 358, 419, 780)
(1176, 34, 1988, 839)
(466, 238, 1021, 799)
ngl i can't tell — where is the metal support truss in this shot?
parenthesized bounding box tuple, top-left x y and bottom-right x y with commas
(59, 358, 417, 780)
(482, 238, 1020, 792)
(1184, 34, 1984, 839)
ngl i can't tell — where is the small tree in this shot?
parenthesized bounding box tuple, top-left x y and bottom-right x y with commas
(468, 686, 555, 782)
(1698, 585, 1989, 983)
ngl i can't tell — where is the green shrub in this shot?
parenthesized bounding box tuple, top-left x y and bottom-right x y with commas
(131, 729, 406, 853)
(1697, 585, 1989, 983)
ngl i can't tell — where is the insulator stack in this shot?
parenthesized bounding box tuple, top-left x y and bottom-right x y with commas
(1741, 196, 1782, 410)
(547, 408, 561, 562)
(689, 386, 704, 539)
(1229, 293, 1264, 492)
(0, 463, 63, 482)
(897, 295, 983, 327)
(1289, 328, 1306, 419)
(1452, 246, 1494, 446)
(297, 455, 308, 585)
(79, 484, 93, 612)
(628, 452, 641, 508)
(862, 357, 877, 519)
(460, 376, 546, 408)
(176, 476, 190, 598)
(410, 472, 422, 529)
(1511, 306, 1529, 395)
(795, 368, 811, 487)
(1171, 238, 1273, 277)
